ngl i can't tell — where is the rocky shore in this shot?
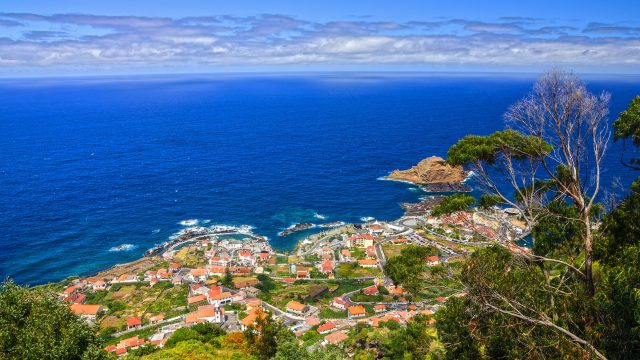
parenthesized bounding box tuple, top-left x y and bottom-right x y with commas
(386, 156, 469, 191)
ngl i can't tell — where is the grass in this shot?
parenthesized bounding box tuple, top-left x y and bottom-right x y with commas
(334, 263, 382, 278)
(381, 244, 410, 259)
(351, 293, 384, 303)
(319, 307, 347, 319)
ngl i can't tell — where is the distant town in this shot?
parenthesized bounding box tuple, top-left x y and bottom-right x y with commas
(54, 194, 530, 356)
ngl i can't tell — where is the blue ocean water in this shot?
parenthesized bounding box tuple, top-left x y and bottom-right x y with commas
(0, 73, 638, 285)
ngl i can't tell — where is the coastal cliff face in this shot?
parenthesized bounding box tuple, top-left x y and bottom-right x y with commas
(387, 156, 466, 184)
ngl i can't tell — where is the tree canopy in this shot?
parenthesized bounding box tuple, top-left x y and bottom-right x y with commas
(0, 280, 112, 360)
(430, 193, 476, 217)
(383, 245, 439, 297)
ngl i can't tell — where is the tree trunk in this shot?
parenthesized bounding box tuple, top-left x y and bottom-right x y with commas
(584, 214, 595, 297)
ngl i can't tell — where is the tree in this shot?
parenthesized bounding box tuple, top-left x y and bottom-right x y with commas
(244, 310, 295, 360)
(430, 193, 475, 217)
(440, 71, 613, 359)
(222, 268, 233, 288)
(385, 314, 434, 359)
(613, 95, 640, 169)
(383, 245, 439, 297)
(437, 246, 605, 359)
(0, 279, 112, 360)
(448, 70, 611, 296)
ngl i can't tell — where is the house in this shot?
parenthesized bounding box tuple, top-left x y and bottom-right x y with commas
(391, 238, 408, 245)
(188, 294, 207, 306)
(59, 284, 80, 298)
(426, 256, 440, 266)
(238, 250, 255, 265)
(366, 246, 376, 258)
(317, 321, 337, 334)
(321, 247, 333, 256)
(240, 307, 268, 331)
(186, 305, 225, 325)
(244, 286, 261, 297)
(187, 268, 208, 282)
(207, 285, 222, 298)
(257, 251, 271, 263)
(115, 274, 138, 283)
(358, 259, 378, 268)
(374, 304, 386, 313)
(208, 292, 232, 307)
(208, 266, 227, 277)
(348, 305, 366, 319)
(190, 284, 211, 297)
(319, 260, 334, 275)
(126, 316, 142, 330)
(144, 271, 158, 282)
(92, 280, 106, 291)
(305, 317, 321, 326)
(286, 301, 308, 315)
(362, 285, 379, 296)
(209, 257, 230, 267)
(169, 263, 181, 272)
(347, 234, 374, 248)
(64, 292, 86, 304)
(231, 267, 252, 276)
(340, 249, 352, 262)
(149, 278, 158, 287)
(323, 331, 349, 346)
(69, 304, 104, 322)
(149, 313, 164, 324)
(331, 297, 348, 310)
(296, 267, 310, 279)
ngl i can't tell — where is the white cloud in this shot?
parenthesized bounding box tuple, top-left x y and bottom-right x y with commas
(0, 13, 638, 74)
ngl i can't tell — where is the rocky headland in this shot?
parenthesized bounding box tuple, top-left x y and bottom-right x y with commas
(387, 156, 471, 192)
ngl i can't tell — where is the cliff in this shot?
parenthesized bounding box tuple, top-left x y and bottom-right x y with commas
(387, 156, 467, 185)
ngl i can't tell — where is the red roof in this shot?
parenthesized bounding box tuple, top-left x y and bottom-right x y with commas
(321, 261, 333, 272)
(115, 347, 127, 355)
(317, 321, 336, 333)
(170, 263, 181, 269)
(332, 297, 348, 306)
(126, 317, 142, 327)
(363, 286, 379, 295)
(350, 234, 374, 240)
(426, 256, 440, 262)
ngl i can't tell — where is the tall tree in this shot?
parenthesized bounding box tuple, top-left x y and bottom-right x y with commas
(447, 70, 611, 296)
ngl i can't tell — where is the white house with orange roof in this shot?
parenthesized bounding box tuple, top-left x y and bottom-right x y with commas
(208, 292, 232, 307)
(347, 234, 374, 248)
(209, 256, 231, 267)
(331, 297, 348, 310)
(186, 305, 224, 325)
(237, 250, 255, 265)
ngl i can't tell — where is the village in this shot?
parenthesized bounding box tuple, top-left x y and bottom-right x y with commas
(54, 203, 530, 357)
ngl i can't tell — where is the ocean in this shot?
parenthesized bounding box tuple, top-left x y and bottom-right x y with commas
(1, 73, 638, 285)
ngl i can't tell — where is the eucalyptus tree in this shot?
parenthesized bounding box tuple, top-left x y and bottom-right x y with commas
(447, 70, 611, 296)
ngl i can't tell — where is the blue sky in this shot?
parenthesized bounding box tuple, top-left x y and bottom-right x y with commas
(1, 0, 639, 76)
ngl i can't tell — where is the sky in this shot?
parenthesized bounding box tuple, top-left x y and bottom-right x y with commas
(0, 0, 639, 77)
